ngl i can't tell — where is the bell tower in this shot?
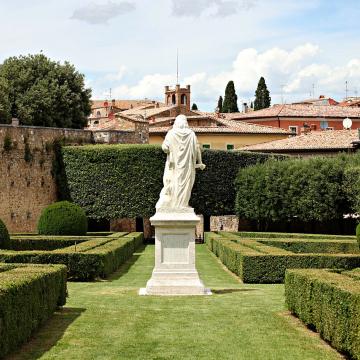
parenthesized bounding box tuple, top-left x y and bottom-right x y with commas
(164, 84, 191, 111)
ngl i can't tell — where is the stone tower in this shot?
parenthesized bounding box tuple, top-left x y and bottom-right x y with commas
(164, 84, 191, 111)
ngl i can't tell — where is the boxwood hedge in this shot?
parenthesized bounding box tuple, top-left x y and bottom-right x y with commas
(205, 232, 360, 283)
(0, 232, 143, 280)
(235, 155, 351, 228)
(60, 145, 273, 219)
(285, 268, 360, 359)
(0, 263, 67, 358)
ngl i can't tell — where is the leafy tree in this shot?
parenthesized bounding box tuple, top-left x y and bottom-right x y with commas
(0, 78, 11, 123)
(217, 96, 223, 112)
(0, 54, 91, 128)
(191, 103, 198, 110)
(254, 77, 271, 110)
(222, 81, 239, 113)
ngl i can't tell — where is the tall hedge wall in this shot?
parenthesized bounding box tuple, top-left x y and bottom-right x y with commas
(61, 145, 273, 219)
(235, 154, 359, 228)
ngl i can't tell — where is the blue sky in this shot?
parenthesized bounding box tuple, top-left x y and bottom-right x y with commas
(0, 0, 359, 110)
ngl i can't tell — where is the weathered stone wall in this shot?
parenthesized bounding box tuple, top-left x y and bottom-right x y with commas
(0, 124, 147, 233)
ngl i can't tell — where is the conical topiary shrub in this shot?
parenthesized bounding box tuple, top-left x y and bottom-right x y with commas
(37, 201, 88, 236)
(0, 219, 10, 249)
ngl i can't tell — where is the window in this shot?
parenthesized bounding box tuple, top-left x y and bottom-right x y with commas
(202, 144, 211, 149)
(289, 126, 298, 134)
(171, 94, 176, 105)
(226, 144, 234, 150)
(181, 94, 187, 105)
(320, 120, 328, 129)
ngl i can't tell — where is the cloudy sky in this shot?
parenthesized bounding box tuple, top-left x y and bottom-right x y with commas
(0, 0, 359, 110)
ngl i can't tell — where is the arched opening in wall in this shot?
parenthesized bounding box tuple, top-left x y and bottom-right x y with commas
(172, 94, 176, 105)
(181, 94, 187, 105)
(167, 95, 171, 105)
(96, 110, 101, 117)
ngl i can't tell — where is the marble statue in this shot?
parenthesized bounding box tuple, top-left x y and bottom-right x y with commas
(156, 114, 206, 211)
(140, 114, 211, 296)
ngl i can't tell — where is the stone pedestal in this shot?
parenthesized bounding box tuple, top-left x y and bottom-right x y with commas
(140, 208, 210, 296)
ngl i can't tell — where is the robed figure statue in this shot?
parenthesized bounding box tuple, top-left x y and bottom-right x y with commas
(156, 115, 206, 210)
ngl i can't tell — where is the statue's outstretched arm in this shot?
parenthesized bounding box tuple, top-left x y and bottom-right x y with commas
(195, 143, 206, 170)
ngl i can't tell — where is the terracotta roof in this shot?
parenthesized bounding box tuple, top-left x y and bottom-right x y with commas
(121, 105, 175, 119)
(226, 104, 360, 120)
(91, 99, 163, 110)
(150, 117, 290, 135)
(338, 99, 360, 107)
(239, 129, 359, 152)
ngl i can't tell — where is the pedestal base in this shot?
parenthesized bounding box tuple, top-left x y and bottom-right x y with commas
(140, 269, 211, 296)
(141, 208, 211, 296)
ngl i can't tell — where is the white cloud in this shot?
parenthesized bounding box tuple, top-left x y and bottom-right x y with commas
(112, 73, 177, 99)
(71, 1, 135, 25)
(104, 65, 127, 81)
(104, 43, 360, 108)
(171, 0, 257, 18)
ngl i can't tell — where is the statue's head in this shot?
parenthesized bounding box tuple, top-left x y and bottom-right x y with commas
(173, 115, 189, 129)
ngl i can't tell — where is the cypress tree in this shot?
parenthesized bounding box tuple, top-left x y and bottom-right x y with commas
(191, 103, 198, 110)
(254, 77, 271, 110)
(250, 101, 254, 109)
(217, 96, 223, 112)
(222, 81, 239, 113)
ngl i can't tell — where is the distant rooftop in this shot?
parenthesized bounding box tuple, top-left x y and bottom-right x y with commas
(226, 104, 360, 120)
(239, 129, 359, 153)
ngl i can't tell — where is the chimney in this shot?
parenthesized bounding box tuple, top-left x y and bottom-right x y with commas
(242, 103, 248, 113)
(319, 95, 325, 99)
(11, 118, 19, 126)
(111, 99, 116, 107)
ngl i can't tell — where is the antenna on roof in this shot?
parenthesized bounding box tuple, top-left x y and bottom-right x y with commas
(176, 48, 179, 85)
(345, 80, 348, 100)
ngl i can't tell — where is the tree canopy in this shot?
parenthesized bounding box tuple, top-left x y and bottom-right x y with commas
(191, 103, 198, 110)
(222, 81, 239, 113)
(254, 77, 271, 110)
(0, 54, 91, 128)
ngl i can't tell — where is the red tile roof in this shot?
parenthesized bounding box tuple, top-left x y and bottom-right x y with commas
(226, 104, 360, 120)
(239, 129, 359, 152)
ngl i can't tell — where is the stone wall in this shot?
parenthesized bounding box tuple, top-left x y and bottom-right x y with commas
(0, 124, 147, 233)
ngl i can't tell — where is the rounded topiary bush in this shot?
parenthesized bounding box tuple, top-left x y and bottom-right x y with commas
(37, 201, 88, 236)
(356, 223, 360, 247)
(0, 219, 10, 248)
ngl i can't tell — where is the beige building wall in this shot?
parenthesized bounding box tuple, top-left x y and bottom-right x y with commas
(150, 133, 288, 150)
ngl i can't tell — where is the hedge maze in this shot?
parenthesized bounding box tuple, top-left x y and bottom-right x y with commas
(205, 231, 360, 283)
(0, 263, 67, 358)
(285, 268, 360, 360)
(0, 232, 143, 280)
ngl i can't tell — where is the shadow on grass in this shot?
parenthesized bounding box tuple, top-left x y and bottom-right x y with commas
(107, 245, 148, 281)
(212, 288, 259, 294)
(6, 307, 85, 360)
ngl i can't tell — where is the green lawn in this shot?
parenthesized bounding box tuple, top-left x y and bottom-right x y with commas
(8, 245, 344, 360)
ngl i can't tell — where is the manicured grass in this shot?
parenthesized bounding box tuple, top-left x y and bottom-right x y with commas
(8, 245, 343, 360)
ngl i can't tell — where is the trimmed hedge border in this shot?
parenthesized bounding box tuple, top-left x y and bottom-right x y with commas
(0, 232, 143, 280)
(205, 232, 360, 283)
(0, 263, 67, 358)
(285, 268, 360, 360)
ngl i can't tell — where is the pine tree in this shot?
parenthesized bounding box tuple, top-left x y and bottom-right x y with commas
(222, 81, 239, 113)
(191, 103, 198, 110)
(217, 96, 223, 112)
(254, 77, 271, 111)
